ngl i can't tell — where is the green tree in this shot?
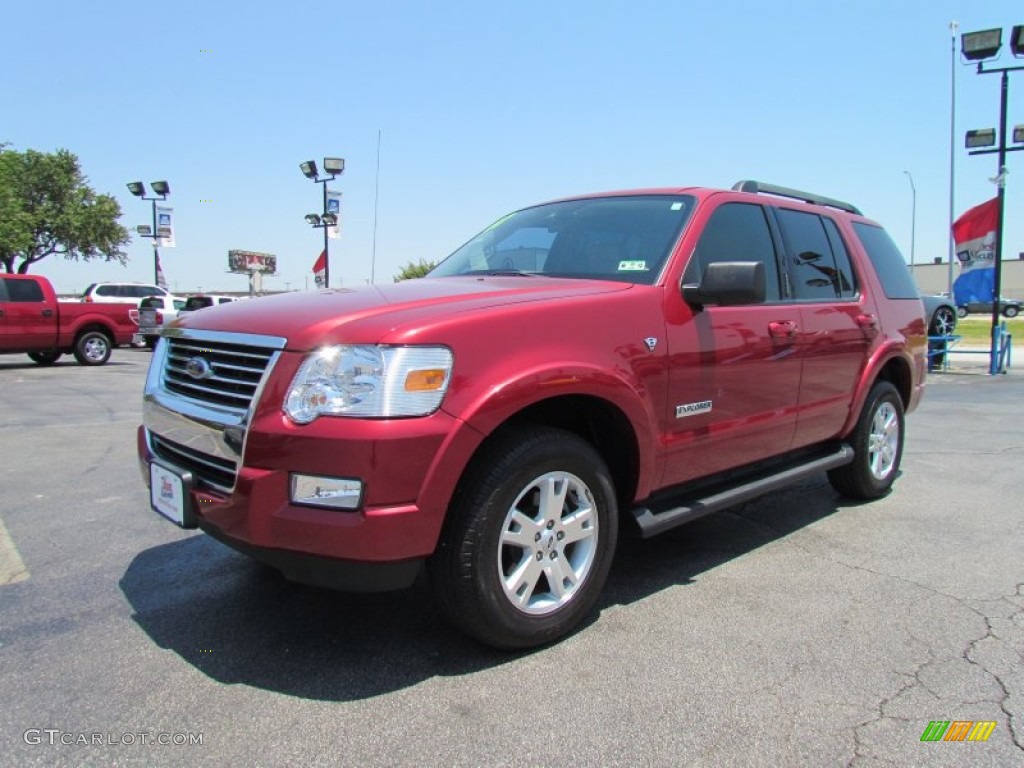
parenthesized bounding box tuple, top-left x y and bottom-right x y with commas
(0, 145, 130, 274)
(393, 258, 437, 282)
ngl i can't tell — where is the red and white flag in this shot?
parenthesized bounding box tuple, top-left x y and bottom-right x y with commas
(312, 250, 327, 288)
(952, 197, 998, 305)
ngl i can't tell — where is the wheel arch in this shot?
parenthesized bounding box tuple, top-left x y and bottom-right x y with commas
(842, 352, 914, 438)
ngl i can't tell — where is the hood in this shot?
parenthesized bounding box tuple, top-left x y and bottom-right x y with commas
(172, 276, 632, 350)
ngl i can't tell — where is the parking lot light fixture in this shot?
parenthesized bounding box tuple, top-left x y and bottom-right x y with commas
(1014, 124, 1024, 143)
(960, 25, 1024, 374)
(127, 177, 171, 287)
(966, 128, 997, 148)
(301, 156, 345, 288)
(962, 28, 1002, 61)
(1012, 26, 1024, 57)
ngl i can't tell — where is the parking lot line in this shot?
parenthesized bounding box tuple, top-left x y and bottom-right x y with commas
(0, 517, 28, 585)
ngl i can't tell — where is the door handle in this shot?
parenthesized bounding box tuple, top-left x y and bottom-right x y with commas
(856, 314, 879, 332)
(42, 309, 54, 317)
(768, 320, 798, 338)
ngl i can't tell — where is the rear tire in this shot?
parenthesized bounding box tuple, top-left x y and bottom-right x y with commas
(1003, 306, 1019, 319)
(28, 350, 62, 365)
(828, 381, 904, 500)
(428, 426, 618, 649)
(73, 331, 112, 365)
(956, 306, 968, 318)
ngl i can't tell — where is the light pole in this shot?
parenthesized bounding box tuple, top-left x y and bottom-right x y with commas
(300, 158, 344, 288)
(126, 180, 170, 286)
(948, 20, 959, 296)
(960, 25, 1024, 374)
(903, 170, 916, 268)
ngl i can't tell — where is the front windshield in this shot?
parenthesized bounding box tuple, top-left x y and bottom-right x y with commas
(428, 194, 695, 285)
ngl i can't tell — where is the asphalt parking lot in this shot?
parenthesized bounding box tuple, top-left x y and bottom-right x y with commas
(1, 347, 1022, 767)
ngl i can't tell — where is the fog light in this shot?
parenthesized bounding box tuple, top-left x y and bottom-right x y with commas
(290, 474, 363, 510)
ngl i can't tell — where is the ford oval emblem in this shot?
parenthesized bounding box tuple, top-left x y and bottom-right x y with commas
(184, 357, 214, 380)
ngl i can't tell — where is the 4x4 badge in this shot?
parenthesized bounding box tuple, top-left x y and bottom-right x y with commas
(644, 337, 658, 351)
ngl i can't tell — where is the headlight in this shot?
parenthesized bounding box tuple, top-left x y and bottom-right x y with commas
(284, 345, 454, 423)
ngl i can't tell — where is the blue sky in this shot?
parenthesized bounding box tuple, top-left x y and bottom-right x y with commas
(4, 0, 1023, 295)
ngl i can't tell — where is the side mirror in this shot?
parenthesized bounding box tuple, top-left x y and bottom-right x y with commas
(682, 261, 766, 307)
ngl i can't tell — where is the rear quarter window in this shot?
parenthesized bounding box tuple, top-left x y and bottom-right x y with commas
(851, 222, 919, 300)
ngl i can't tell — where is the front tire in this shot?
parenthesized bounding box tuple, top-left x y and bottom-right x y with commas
(828, 381, 904, 500)
(73, 331, 112, 365)
(1003, 305, 1019, 319)
(428, 426, 618, 649)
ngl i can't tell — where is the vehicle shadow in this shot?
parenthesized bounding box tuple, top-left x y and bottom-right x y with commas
(119, 476, 844, 702)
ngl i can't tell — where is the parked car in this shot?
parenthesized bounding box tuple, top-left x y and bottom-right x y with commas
(138, 295, 187, 348)
(81, 282, 171, 304)
(956, 298, 1021, 319)
(1, 274, 137, 365)
(175, 295, 240, 317)
(139, 179, 926, 649)
(922, 295, 957, 336)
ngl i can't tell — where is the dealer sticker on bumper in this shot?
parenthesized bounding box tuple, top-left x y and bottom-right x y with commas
(150, 462, 195, 528)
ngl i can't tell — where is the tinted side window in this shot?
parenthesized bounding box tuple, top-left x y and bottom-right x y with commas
(173, 300, 186, 310)
(5, 279, 45, 302)
(851, 223, 919, 299)
(776, 209, 846, 302)
(821, 218, 858, 299)
(97, 285, 117, 297)
(686, 203, 780, 301)
(0, 279, 8, 302)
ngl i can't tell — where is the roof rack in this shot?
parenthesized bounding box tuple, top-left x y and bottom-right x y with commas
(731, 180, 862, 215)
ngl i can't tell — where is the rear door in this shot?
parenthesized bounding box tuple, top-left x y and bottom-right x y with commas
(773, 208, 871, 448)
(0, 277, 57, 351)
(662, 201, 802, 485)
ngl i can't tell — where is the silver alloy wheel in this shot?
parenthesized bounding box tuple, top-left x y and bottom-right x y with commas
(868, 402, 900, 480)
(498, 471, 598, 616)
(83, 336, 109, 362)
(932, 308, 956, 336)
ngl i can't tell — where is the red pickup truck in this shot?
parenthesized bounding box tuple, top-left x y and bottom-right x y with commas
(0, 274, 137, 365)
(139, 181, 927, 648)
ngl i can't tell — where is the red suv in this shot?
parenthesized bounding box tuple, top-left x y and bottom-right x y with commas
(139, 181, 926, 648)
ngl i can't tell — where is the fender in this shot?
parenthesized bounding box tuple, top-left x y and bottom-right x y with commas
(840, 341, 914, 437)
(440, 360, 661, 499)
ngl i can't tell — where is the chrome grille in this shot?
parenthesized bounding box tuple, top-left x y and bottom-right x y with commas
(152, 434, 235, 494)
(163, 337, 277, 412)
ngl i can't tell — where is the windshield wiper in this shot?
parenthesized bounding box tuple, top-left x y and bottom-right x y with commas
(485, 270, 537, 277)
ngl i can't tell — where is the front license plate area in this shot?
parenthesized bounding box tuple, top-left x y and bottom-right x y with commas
(150, 462, 197, 528)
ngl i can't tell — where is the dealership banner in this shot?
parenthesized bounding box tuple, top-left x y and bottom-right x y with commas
(155, 253, 168, 290)
(952, 197, 998, 307)
(155, 206, 175, 248)
(326, 191, 342, 239)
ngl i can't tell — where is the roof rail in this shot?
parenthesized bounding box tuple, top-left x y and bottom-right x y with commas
(731, 180, 862, 215)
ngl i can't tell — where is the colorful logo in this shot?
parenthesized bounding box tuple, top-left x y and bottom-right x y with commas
(160, 478, 175, 502)
(920, 720, 997, 742)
